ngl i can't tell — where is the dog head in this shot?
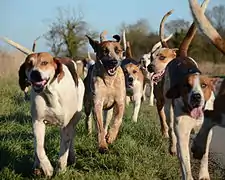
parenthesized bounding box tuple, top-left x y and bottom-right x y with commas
(148, 47, 177, 74)
(86, 31, 123, 76)
(123, 62, 143, 90)
(165, 57, 207, 119)
(167, 73, 218, 120)
(19, 52, 64, 93)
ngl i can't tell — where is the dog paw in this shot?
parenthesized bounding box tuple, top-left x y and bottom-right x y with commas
(162, 131, 169, 138)
(33, 168, 42, 176)
(41, 163, 54, 177)
(67, 152, 76, 166)
(169, 147, 177, 156)
(199, 176, 210, 180)
(105, 133, 116, 144)
(98, 146, 109, 154)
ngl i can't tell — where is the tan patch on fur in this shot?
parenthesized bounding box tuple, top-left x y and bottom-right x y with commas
(124, 63, 144, 82)
(199, 76, 214, 101)
(159, 48, 177, 64)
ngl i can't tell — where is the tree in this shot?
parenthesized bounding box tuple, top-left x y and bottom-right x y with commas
(45, 7, 98, 58)
(206, 5, 225, 35)
(119, 19, 159, 59)
(165, 19, 190, 34)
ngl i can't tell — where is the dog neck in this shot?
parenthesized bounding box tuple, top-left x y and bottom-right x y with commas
(151, 69, 166, 85)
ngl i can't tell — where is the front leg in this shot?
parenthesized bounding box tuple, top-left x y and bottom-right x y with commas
(33, 120, 53, 177)
(198, 129, 212, 180)
(126, 96, 131, 106)
(132, 94, 142, 122)
(175, 117, 195, 180)
(165, 99, 177, 155)
(142, 84, 147, 102)
(103, 108, 114, 136)
(106, 101, 125, 144)
(149, 82, 154, 106)
(93, 101, 108, 153)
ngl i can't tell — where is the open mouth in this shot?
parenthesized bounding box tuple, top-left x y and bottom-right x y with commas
(151, 69, 165, 84)
(189, 105, 204, 119)
(31, 79, 49, 93)
(107, 67, 117, 76)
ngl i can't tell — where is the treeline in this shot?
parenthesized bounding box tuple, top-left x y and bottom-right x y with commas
(44, 5, 225, 63)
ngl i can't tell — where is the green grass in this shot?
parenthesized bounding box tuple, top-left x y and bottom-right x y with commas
(0, 77, 223, 180)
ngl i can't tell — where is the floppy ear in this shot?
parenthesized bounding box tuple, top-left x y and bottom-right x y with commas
(166, 84, 181, 99)
(86, 35, 99, 52)
(18, 62, 30, 91)
(54, 58, 65, 83)
(113, 35, 121, 42)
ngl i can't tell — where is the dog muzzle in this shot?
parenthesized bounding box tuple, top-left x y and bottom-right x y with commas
(183, 95, 205, 120)
(29, 70, 49, 93)
(100, 59, 121, 76)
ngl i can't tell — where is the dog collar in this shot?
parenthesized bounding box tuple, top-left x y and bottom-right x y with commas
(151, 69, 165, 85)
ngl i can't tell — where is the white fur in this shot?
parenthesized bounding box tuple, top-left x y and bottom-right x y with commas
(30, 64, 84, 177)
(163, 69, 214, 180)
(140, 53, 154, 106)
(126, 75, 144, 122)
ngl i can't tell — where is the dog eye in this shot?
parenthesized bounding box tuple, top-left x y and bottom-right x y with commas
(41, 61, 48, 66)
(201, 83, 207, 89)
(133, 70, 137, 74)
(103, 48, 109, 54)
(159, 55, 166, 60)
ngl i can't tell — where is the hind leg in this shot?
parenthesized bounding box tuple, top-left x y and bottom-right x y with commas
(84, 99, 93, 135)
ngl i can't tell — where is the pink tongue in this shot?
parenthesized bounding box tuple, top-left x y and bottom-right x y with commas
(190, 107, 203, 119)
(34, 80, 47, 86)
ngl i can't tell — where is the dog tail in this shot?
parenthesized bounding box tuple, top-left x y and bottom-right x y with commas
(122, 30, 127, 52)
(100, 30, 107, 42)
(125, 41, 133, 58)
(1, 37, 33, 55)
(32, 35, 42, 52)
(179, 0, 209, 57)
(189, 0, 225, 55)
(159, 10, 174, 48)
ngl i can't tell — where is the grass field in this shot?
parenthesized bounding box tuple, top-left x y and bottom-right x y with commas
(0, 77, 224, 180)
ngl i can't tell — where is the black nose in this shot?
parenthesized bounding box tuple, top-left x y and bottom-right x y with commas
(147, 64, 154, 73)
(30, 70, 42, 82)
(110, 59, 118, 66)
(191, 93, 201, 107)
(128, 76, 133, 83)
(102, 58, 118, 67)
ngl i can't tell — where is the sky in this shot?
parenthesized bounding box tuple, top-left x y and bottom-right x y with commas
(0, 0, 224, 53)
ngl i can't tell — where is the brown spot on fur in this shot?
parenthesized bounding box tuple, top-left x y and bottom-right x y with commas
(124, 63, 144, 82)
(199, 76, 214, 101)
(55, 57, 79, 86)
(158, 48, 177, 64)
